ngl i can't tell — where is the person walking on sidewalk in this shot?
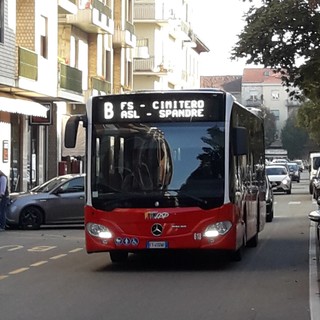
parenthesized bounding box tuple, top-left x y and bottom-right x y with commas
(0, 170, 9, 231)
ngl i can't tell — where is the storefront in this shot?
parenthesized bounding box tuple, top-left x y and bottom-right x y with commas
(0, 96, 50, 192)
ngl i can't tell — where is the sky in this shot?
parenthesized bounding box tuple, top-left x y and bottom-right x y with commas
(192, 0, 261, 76)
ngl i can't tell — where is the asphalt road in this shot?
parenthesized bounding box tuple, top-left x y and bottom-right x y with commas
(0, 171, 318, 320)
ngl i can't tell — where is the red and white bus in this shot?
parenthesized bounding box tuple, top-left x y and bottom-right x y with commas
(65, 89, 266, 262)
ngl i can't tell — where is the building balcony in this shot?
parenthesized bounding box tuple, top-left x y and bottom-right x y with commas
(18, 47, 38, 81)
(134, 2, 173, 25)
(58, 0, 77, 15)
(113, 21, 136, 48)
(60, 0, 114, 34)
(245, 99, 263, 108)
(90, 76, 112, 95)
(133, 56, 171, 75)
(57, 62, 84, 102)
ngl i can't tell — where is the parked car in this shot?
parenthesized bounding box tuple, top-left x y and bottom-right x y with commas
(6, 174, 85, 230)
(312, 167, 320, 200)
(287, 162, 300, 182)
(266, 176, 274, 222)
(266, 165, 292, 194)
(309, 198, 320, 246)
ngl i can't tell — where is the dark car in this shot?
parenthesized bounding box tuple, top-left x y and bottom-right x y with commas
(266, 176, 274, 222)
(6, 174, 85, 230)
(287, 162, 300, 182)
(312, 167, 320, 200)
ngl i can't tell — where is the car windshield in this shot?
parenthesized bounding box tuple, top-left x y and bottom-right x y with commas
(266, 167, 288, 175)
(288, 164, 298, 170)
(31, 176, 70, 193)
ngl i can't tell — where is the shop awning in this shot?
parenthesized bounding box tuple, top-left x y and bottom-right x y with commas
(0, 96, 48, 117)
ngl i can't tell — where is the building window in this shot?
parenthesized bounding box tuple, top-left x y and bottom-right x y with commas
(271, 90, 280, 100)
(249, 90, 259, 101)
(0, 0, 4, 43)
(271, 109, 280, 121)
(40, 16, 48, 59)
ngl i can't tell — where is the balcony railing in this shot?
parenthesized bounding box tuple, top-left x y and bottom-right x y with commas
(91, 76, 111, 94)
(18, 47, 38, 80)
(133, 56, 171, 73)
(245, 99, 263, 108)
(134, 2, 170, 21)
(59, 63, 82, 94)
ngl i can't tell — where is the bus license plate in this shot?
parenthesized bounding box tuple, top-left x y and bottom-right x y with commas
(147, 241, 168, 249)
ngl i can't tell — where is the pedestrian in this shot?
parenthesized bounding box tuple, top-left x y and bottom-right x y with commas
(0, 169, 9, 231)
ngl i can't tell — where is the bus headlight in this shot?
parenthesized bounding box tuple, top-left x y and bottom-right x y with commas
(86, 223, 113, 239)
(203, 221, 232, 238)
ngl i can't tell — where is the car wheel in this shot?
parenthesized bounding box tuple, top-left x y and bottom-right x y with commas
(266, 208, 274, 222)
(109, 251, 128, 263)
(286, 188, 292, 195)
(19, 206, 43, 230)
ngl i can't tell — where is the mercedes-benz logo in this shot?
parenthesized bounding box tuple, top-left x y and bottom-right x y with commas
(151, 223, 163, 236)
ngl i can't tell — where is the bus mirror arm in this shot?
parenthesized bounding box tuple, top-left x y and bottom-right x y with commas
(64, 114, 87, 148)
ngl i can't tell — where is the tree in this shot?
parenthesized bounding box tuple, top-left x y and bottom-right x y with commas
(296, 99, 320, 145)
(281, 112, 309, 158)
(232, 0, 320, 143)
(233, 0, 320, 100)
(260, 106, 277, 147)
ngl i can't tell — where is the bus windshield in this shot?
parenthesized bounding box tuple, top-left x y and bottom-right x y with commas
(91, 121, 225, 210)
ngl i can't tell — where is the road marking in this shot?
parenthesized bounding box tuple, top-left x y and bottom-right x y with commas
(0, 245, 24, 251)
(28, 246, 57, 252)
(30, 261, 48, 267)
(9, 268, 29, 275)
(2, 246, 82, 279)
(288, 201, 301, 205)
(50, 254, 67, 260)
(69, 248, 83, 253)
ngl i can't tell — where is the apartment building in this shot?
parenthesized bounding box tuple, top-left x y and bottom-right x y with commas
(242, 68, 301, 145)
(0, 0, 207, 192)
(133, 0, 209, 90)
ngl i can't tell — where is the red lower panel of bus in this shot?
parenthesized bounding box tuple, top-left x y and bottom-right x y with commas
(84, 203, 244, 253)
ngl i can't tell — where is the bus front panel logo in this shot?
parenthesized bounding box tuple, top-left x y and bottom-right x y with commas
(151, 224, 163, 236)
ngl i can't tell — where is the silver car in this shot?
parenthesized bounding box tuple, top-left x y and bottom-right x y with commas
(6, 174, 85, 230)
(266, 165, 292, 194)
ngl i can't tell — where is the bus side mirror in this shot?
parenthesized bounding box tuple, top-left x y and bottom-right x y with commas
(64, 115, 86, 148)
(233, 127, 248, 156)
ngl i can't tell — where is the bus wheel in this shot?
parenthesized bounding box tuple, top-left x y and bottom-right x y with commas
(109, 251, 128, 263)
(231, 236, 245, 262)
(247, 230, 259, 247)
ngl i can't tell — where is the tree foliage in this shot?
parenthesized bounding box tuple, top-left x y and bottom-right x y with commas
(233, 0, 320, 100)
(281, 113, 309, 158)
(260, 106, 277, 147)
(233, 0, 320, 144)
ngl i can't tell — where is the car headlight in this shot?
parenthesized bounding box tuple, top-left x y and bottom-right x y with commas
(282, 178, 289, 185)
(203, 221, 232, 238)
(86, 223, 112, 239)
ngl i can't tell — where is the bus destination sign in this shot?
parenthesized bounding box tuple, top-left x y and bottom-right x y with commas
(92, 93, 224, 123)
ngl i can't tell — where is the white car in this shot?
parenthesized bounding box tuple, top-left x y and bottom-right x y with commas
(266, 165, 292, 194)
